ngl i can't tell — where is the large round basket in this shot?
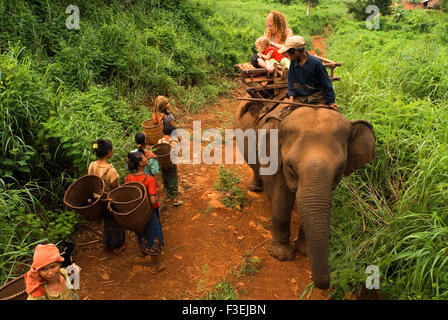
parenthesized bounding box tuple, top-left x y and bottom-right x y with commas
(63, 175, 107, 220)
(151, 143, 172, 169)
(142, 119, 163, 145)
(107, 185, 142, 212)
(122, 181, 146, 199)
(0, 275, 27, 300)
(109, 182, 151, 233)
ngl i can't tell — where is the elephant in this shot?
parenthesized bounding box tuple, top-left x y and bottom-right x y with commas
(232, 98, 375, 289)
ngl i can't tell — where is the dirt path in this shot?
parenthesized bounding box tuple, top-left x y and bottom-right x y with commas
(310, 35, 327, 57)
(72, 39, 332, 301)
(396, 0, 423, 10)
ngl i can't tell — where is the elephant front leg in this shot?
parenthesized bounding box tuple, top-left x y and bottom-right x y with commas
(248, 164, 264, 192)
(264, 175, 295, 261)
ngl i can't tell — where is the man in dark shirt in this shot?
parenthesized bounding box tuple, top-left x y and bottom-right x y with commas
(279, 36, 338, 111)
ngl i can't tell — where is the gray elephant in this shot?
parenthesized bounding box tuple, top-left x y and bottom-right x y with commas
(232, 99, 375, 289)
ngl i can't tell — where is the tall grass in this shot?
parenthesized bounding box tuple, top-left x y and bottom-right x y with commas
(327, 10, 448, 299)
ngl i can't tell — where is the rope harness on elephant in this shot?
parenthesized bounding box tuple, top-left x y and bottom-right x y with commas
(260, 102, 337, 124)
(237, 97, 338, 125)
(278, 103, 336, 120)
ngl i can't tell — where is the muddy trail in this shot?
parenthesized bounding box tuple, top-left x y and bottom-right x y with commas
(72, 39, 331, 301)
(396, 0, 423, 10)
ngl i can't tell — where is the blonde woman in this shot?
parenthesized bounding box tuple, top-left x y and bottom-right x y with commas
(264, 11, 294, 51)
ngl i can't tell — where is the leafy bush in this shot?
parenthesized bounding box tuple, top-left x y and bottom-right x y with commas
(442, 0, 448, 12)
(204, 279, 240, 300)
(0, 46, 54, 178)
(238, 256, 263, 276)
(347, 0, 393, 21)
(42, 85, 145, 175)
(214, 166, 246, 209)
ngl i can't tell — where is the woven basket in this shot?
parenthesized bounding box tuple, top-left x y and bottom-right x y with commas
(107, 185, 142, 212)
(122, 181, 146, 199)
(0, 275, 27, 300)
(109, 182, 151, 233)
(64, 175, 107, 220)
(152, 143, 172, 169)
(142, 119, 163, 145)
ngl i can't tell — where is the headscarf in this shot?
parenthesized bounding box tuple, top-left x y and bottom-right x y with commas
(24, 244, 65, 297)
(154, 95, 170, 113)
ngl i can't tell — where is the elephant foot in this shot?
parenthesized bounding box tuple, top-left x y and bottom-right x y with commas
(249, 178, 264, 193)
(268, 242, 295, 261)
(295, 238, 308, 257)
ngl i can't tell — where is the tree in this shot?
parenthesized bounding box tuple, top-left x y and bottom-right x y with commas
(347, 0, 392, 21)
(303, 0, 319, 16)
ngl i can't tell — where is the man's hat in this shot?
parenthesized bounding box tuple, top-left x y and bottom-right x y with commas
(278, 36, 306, 53)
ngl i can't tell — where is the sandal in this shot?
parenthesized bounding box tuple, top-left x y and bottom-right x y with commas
(173, 199, 183, 206)
(150, 262, 166, 275)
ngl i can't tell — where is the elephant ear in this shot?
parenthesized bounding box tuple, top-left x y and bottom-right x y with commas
(257, 116, 282, 176)
(344, 120, 375, 176)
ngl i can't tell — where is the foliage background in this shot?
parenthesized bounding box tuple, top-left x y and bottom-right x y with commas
(1, 0, 448, 300)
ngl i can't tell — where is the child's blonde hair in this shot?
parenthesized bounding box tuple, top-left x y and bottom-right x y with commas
(255, 36, 270, 50)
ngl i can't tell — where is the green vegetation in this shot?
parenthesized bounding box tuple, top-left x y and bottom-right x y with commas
(0, 0, 257, 286)
(207, 0, 448, 299)
(214, 166, 246, 209)
(237, 256, 263, 277)
(201, 205, 214, 215)
(347, 0, 393, 20)
(327, 9, 448, 299)
(204, 279, 240, 300)
(1, 0, 447, 300)
(300, 282, 316, 300)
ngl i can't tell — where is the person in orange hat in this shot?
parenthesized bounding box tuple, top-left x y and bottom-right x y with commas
(24, 244, 79, 300)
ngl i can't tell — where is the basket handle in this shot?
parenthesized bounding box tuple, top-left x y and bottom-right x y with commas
(101, 191, 109, 202)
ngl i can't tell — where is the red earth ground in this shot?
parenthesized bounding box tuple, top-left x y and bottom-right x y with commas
(72, 37, 338, 300)
(395, 0, 423, 10)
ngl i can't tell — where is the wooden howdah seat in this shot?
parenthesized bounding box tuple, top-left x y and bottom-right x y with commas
(234, 56, 341, 99)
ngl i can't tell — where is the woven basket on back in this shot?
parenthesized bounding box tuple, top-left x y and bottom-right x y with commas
(142, 119, 163, 145)
(0, 275, 27, 300)
(107, 185, 142, 212)
(109, 182, 151, 233)
(151, 143, 172, 169)
(64, 175, 107, 220)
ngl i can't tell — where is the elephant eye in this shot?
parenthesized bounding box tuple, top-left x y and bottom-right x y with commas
(288, 163, 297, 178)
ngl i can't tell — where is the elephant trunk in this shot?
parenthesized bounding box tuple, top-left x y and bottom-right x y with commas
(296, 161, 333, 289)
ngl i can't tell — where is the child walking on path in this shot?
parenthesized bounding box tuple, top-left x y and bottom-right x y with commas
(88, 139, 126, 254)
(25, 244, 79, 300)
(158, 124, 182, 206)
(126, 151, 165, 274)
